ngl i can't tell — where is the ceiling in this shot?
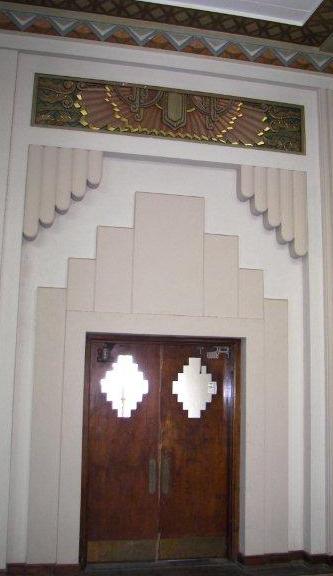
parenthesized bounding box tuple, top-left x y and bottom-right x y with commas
(137, 0, 323, 26)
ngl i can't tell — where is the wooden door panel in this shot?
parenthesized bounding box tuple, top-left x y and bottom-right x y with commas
(159, 344, 229, 559)
(86, 341, 160, 562)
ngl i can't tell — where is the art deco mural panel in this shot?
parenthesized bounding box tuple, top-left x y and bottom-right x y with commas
(32, 74, 305, 154)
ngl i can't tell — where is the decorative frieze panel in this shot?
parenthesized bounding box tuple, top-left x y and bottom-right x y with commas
(240, 166, 308, 257)
(32, 74, 304, 154)
(23, 145, 103, 240)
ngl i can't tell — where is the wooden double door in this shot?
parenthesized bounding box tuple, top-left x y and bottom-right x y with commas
(81, 337, 240, 565)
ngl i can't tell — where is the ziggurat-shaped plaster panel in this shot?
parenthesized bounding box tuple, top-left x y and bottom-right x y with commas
(65, 192, 265, 319)
(28, 192, 289, 559)
(23, 145, 308, 257)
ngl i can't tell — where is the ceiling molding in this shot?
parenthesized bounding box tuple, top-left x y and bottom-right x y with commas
(321, 32, 333, 53)
(0, 4, 332, 74)
(2, 0, 332, 48)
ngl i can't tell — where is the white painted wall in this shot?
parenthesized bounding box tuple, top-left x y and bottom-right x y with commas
(318, 89, 333, 557)
(9, 157, 303, 562)
(0, 47, 18, 571)
(0, 33, 330, 567)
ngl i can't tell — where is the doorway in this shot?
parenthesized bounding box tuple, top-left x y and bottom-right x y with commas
(80, 335, 241, 566)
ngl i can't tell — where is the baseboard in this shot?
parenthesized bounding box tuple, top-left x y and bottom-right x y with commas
(6, 565, 81, 575)
(303, 552, 333, 565)
(54, 566, 81, 575)
(6, 555, 333, 573)
(237, 551, 333, 565)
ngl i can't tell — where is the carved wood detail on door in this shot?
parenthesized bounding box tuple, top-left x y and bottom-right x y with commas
(80, 336, 241, 566)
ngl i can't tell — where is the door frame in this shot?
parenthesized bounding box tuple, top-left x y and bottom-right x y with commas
(79, 334, 241, 567)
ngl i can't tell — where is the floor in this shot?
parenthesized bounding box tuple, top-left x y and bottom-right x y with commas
(85, 559, 333, 576)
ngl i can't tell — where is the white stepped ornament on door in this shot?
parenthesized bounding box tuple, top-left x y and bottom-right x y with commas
(100, 354, 149, 417)
(173, 357, 217, 418)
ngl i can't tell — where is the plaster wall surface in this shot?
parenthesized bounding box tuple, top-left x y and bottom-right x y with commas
(10, 156, 303, 563)
(26, 191, 288, 563)
(0, 39, 328, 567)
(0, 47, 18, 571)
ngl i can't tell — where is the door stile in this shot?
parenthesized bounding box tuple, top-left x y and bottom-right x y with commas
(227, 341, 241, 560)
(79, 337, 92, 568)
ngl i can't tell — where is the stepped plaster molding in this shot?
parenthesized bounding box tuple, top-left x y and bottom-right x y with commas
(23, 145, 308, 257)
(27, 191, 289, 562)
(23, 145, 103, 240)
(239, 165, 308, 258)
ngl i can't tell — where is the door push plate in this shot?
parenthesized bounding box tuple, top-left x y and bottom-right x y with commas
(161, 454, 171, 496)
(148, 458, 157, 494)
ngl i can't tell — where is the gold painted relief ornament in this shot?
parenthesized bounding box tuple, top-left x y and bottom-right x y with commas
(33, 75, 304, 153)
(76, 85, 268, 147)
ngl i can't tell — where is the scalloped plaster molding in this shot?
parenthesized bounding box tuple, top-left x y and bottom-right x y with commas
(239, 165, 308, 258)
(23, 145, 308, 257)
(23, 145, 103, 240)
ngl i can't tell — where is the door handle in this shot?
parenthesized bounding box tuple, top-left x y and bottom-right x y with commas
(161, 453, 171, 496)
(148, 458, 157, 494)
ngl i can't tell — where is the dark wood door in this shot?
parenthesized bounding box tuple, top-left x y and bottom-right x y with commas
(159, 343, 229, 559)
(85, 341, 161, 562)
(81, 337, 239, 565)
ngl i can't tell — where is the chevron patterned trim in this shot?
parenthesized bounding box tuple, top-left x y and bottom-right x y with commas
(0, 7, 333, 75)
(3, 0, 333, 47)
